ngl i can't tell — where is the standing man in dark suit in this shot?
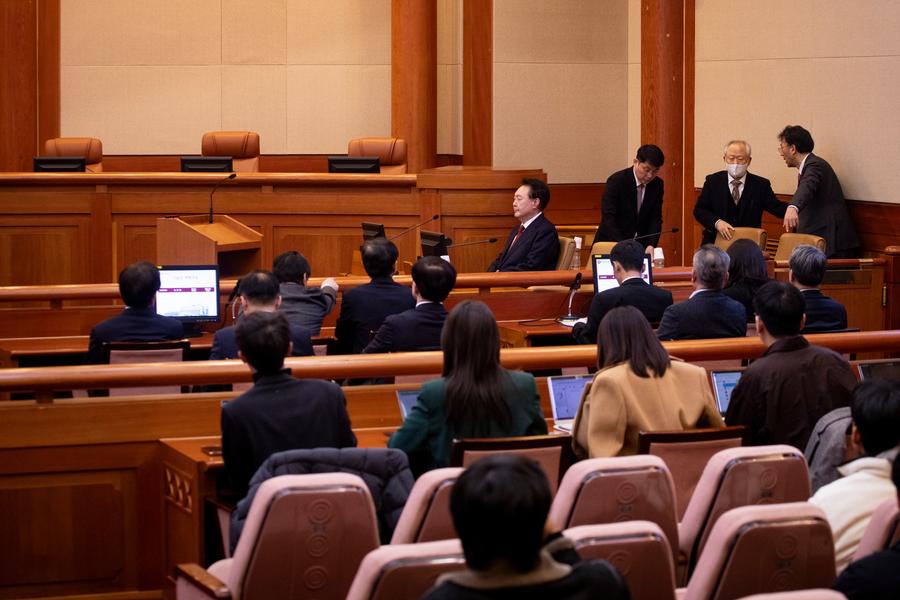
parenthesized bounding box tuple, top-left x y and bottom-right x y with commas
(573, 240, 673, 344)
(656, 245, 747, 340)
(778, 125, 859, 257)
(364, 256, 457, 353)
(789, 244, 848, 332)
(694, 140, 789, 245)
(334, 238, 415, 354)
(594, 144, 665, 254)
(487, 178, 560, 272)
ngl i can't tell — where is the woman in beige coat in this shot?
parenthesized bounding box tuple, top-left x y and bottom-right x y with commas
(572, 305, 724, 458)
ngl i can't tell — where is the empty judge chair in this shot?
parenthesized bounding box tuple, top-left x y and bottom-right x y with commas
(348, 137, 408, 174)
(43, 137, 103, 172)
(681, 503, 835, 600)
(851, 496, 900, 561)
(774, 233, 826, 261)
(390, 468, 462, 544)
(345, 539, 465, 600)
(102, 340, 189, 396)
(175, 473, 380, 600)
(450, 434, 571, 494)
(548, 455, 679, 562)
(737, 590, 847, 600)
(566, 522, 677, 600)
(556, 236, 576, 270)
(714, 227, 767, 252)
(201, 131, 260, 172)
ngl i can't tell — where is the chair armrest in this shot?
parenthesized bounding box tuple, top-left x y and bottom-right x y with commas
(174, 563, 230, 599)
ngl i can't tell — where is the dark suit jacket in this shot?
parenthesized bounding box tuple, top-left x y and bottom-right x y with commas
(800, 289, 848, 333)
(209, 322, 313, 360)
(693, 171, 788, 245)
(723, 278, 769, 322)
(656, 290, 747, 340)
(363, 302, 447, 353)
(793, 153, 859, 256)
(333, 277, 416, 354)
(220, 370, 357, 494)
(487, 213, 560, 272)
(594, 167, 664, 247)
(86, 306, 184, 364)
(573, 278, 673, 344)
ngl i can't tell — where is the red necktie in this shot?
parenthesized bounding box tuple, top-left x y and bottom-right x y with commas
(510, 224, 525, 248)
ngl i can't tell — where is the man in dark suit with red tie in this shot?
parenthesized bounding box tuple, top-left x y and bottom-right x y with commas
(694, 140, 789, 245)
(593, 144, 665, 254)
(487, 178, 560, 272)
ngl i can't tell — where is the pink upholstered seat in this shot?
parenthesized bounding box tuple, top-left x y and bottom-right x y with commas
(43, 137, 104, 172)
(736, 590, 847, 599)
(851, 496, 900, 561)
(450, 435, 571, 495)
(348, 137, 408, 174)
(390, 467, 462, 544)
(103, 340, 189, 396)
(201, 131, 260, 172)
(345, 539, 465, 600)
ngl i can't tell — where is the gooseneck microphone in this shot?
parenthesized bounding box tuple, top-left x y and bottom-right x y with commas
(209, 172, 237, 223)
(389, 215, 440, 241)
(446, 237, 498, 249)
(633, 227, 679, 243)
(559, 272, 584, 322)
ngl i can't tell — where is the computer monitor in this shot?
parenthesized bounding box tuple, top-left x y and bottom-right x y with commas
(420, 230, 451, 257)
(33, 156, 86, 172)
(362, 222, 386, 240)
(180, 156, 234, 172)
(590, 253, 652, 294)
(155, 265, 220, 336)
(857, 359, 900, 383)
(327, 156, 381, 174)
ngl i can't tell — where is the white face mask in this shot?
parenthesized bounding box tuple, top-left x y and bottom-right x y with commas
(726, 162, 748, 179)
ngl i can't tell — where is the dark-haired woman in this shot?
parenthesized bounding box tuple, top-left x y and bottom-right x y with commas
(572, 306, 723, 458)
(388, 301, 547, 475)
(723, 239, 769, 321)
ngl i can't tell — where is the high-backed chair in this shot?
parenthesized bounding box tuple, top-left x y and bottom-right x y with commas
(348, 137, 408, 174)
(851, 496, 900, 561)
(589, 241, 617, 256)
(737, 590, 847, 599)
(774, 233, 826, 261)
(390, 468, 462, 544)
(682, 503, 836, 600)
(345, 539, 465, 600)
(201, 131, 260, 172)
(102, 340, 189, 396)
(175, 473, 380, 600)
(714, 227, 767, 252)
(548, 456, 679, 562)
(450, 435, 571, 495)
(565, 522, 677, 600)
(43, 137, 103, 172)
(556, 236, 576, 270)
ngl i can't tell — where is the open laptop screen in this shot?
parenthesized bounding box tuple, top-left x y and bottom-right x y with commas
(590, 253, 652, 294)
(857, 360, 900, 383)
(547, 374, 593, 422)
(710, 370, 742, 415)
(396, 389, 420, 420)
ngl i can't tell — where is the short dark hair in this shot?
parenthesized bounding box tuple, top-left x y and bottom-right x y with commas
(851, 379, 900, 456)
(272, 251, 311, 284)
(118, 261, 161, 309)
(235, 311, 290, 375)
(521, 178, 550, 210)
(753, 280, 806, 337)
(636, 144, 665, 168)
(361, 238, 398, 279)
(778, 125, 815, 154)
(411, 256, 456, 302)
(598, 306, 670, 377)
(237, 270, 280, 305)
(726, 239, 768, 285)
(450, 455, 551, 573)
(789, 245, 827, 287)
(609, 239, 646, 272)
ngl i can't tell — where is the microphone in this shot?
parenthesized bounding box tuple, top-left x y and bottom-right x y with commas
(208, 172, 237, 223)
(559, 272, 584, 323)
(389, 214, 439, 241)
(446, 238, 498, 249)
(633, 227, 679, 243)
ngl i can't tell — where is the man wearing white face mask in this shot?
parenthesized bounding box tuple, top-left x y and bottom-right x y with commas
(693, 140, 789, 245)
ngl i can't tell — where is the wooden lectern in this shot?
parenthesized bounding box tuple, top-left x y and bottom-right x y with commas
(156, 215, 262, 277)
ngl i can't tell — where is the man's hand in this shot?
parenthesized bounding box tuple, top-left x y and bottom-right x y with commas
(715, 219, 735, 240)
(321, 277, 339, 291)
(645, 245, 654, 256)
(783, 206, 799, 232)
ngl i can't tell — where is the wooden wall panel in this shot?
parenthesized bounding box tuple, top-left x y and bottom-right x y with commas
(462, 0, 492, 165)
(36, 0, 60, 150)
(0, 1, 38, 172)
(0, 219, 91, 285)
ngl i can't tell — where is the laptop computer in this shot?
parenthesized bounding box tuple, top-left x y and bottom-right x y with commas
(710, 370, 743, 416)
(590, 253, 653, 294)
(856, 359, 900, 383)
(547, 374, 593, 432)
(396, 389, 420, 420)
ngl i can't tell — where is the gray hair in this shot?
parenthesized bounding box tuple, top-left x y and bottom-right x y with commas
(692, 245, 730, 289)
(789, 244, 827, 287)
(723, 140, 752, 156)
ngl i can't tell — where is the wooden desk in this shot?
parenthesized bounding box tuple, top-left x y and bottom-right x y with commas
(499, 320, 577, 348)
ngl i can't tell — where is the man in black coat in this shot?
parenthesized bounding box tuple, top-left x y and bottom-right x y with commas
(487, 178, 560, 272)
(778, 125, 859, 257)
(694, 140, 788, 245)
(334, 238, 415, 354)
(656, 245, 747, 340)
(594, 144, 665, 252)
(364, 256, 456, 353)
(573, 240, 672, 344)
(788, 244, 848, 332)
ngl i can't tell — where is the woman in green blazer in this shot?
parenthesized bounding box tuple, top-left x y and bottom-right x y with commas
(388, 301, 547, 475)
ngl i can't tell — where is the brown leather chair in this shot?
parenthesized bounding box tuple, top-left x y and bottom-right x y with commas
(774, 233, 826, 261)
(556, 236, 576, 270)
(43, 137, 103, 172)
(201, 131, 260, 172)
(714, 227, 767, 252)
(348, 137, 408, 174)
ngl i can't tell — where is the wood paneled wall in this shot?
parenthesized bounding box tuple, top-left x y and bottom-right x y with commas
(462, 0, 491, 166)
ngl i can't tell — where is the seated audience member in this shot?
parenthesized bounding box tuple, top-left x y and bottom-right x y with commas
(572, 239, 673, 344)
(388, 301, 546, 475)
(805, 406, 853, 494)
(210, 270, 312, 359)
(423, 455, 630, 600)
(487, 178, 560, 272)
(656, 245, 747, 340)
(86, 261, 184, 364)
(572, 306, 723, 458)
(833, 455, 900, 598)
(333, 238, 415, 354)
(810, 379, 900, 573)
(271, 250, 338, 336)
(723, 238, 770, 321)
(220, 311, 356, 494)
(789, 244, 848, 332)
(364, 256, 456, 353)
(726, 281, 856, 449)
